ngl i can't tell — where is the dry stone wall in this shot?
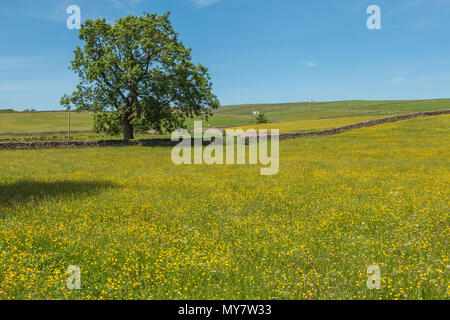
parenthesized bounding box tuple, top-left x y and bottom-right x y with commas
(0, 110, 448, 150)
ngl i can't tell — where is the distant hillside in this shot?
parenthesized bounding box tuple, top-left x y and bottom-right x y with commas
(1, 99, 449, 134)
(217, 99, 450, 118)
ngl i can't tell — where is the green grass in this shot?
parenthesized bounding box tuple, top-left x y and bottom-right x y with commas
(0, 133, 171, 142)
(222, 99, 450, 113)
(1, 99, 449, 139)
(0, 115, 448, 300)
(217, 99, 450, 120)
(184, 115, 256, 129)
(0, 112, 254, 135)
(0, 111, 93, 133)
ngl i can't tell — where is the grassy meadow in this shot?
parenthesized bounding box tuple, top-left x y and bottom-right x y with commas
(232, 116, 384, 132)
(1, 99, 450, 140)
(0, 111, 93, 133)
(0, 115, 448, 300)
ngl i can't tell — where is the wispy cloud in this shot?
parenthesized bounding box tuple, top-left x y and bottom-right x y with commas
(389, 77, 404, 83)
(303, 62, 317, 68)
(190, 0, 222, 8)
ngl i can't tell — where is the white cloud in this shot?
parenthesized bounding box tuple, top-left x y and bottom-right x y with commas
(303, 62, 317, 68)
(190, 0, 222, 8)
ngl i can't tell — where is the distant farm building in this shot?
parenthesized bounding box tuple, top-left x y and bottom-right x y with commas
(252, 111, 260, 115)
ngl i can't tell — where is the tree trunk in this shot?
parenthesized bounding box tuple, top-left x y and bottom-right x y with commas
(122, 117, 134, 140)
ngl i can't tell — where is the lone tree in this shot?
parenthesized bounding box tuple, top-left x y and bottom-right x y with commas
(61, 12, 219, 140)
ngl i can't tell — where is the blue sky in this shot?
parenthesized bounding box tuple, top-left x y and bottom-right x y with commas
(1, 0, 450, 110)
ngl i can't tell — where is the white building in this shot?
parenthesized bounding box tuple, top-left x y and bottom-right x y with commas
(252, 111, 260, 115)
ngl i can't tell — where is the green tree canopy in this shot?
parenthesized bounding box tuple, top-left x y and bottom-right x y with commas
(61, 12, 219, 140)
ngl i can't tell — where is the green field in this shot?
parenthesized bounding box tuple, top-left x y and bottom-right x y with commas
(221, 99, 450, 113)
(1, 99, 449, 139)
(0, 112, 93, 133)
(0, 115, 448, 300)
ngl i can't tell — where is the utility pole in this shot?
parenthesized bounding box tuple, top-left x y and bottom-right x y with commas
(68, 106, 71, 141)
